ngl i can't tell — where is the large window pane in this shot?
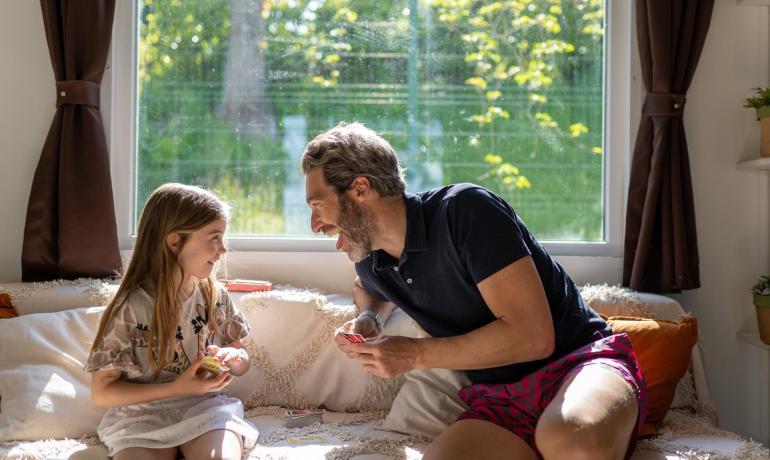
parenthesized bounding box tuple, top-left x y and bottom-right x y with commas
(137, 0, 605, 240)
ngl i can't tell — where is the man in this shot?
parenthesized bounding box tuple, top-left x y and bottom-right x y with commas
(302, 122, 647, 460)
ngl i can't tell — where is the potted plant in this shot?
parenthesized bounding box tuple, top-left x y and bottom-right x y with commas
(752, 275, 770, 344)
(744, 87, 770, 157)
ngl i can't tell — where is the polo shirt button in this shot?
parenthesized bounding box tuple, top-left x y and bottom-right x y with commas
(394, 267, 399, 272)
(406, 278, 413, 284)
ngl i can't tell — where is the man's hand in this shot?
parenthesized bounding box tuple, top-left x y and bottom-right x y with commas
(334, 313, 381, 356)
(346, 335, 421, 379)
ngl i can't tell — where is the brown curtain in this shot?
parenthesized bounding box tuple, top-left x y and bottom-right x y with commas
(623, 0, 714, 293)
(22, 0, 120, 281)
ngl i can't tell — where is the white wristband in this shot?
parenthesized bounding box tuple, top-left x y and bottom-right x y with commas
(358, 310, 383, 331)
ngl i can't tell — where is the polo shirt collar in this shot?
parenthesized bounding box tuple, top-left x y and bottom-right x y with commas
(371, 193, 428, 271)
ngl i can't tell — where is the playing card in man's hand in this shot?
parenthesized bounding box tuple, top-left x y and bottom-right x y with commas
(341, 331, 366, 343)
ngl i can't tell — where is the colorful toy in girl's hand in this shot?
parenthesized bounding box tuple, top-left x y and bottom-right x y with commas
(201, 353, 230, 375)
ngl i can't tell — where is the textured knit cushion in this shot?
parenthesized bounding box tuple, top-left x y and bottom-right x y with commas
(0, 287, 414, 442)
(216, 288, 414, 412)
(603, 315, 699, 424)
(0, 280, 117, 315)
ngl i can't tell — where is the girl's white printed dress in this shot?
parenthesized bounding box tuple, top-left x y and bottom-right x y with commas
(85, 284, 259, 455)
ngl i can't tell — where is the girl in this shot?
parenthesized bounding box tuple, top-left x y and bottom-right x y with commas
(86, 183, 258, 460)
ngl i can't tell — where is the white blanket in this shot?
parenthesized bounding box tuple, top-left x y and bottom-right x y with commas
(1, 409, 767, 460)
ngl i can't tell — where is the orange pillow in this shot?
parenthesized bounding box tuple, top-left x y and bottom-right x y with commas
(603, 315, 698, 426)
(0, 293, 18, 319)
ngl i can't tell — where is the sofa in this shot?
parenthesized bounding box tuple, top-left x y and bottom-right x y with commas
(0, 279, 767, 460)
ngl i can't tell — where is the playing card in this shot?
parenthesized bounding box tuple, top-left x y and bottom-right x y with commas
(284, 409, 324, 428)
(287, 435, 327, 444)
(341, 331, 366, 343)
(285, 409, 325, 417)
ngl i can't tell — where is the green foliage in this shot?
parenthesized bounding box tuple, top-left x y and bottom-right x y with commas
(753, 275, 770, 296)
(137, 0, 606, 240)
(744, 87, 770, 109)
(429, 0, 603, 186)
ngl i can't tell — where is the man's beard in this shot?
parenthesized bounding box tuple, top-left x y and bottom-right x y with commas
(337, 193, 374, 263)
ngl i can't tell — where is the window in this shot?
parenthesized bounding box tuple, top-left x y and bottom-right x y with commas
(111, 0, 632, 256)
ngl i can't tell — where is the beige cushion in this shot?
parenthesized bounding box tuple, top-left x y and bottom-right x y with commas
(0, 307, 107, 441)
(382, 367, 470, 439)
(0, 288, 414, 442)
(226, 289, 414, 411)
(379, 317, 470, 439)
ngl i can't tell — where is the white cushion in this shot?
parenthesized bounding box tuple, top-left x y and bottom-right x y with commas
(0, 282, 714, 445)
(0, 280, 117, 315)
(0, 307, 107, 441)
(0, 287, 415, 442)
(381, 367, 470, 439)
(579, 284, 686, 319)
(378, 316, 470, 439)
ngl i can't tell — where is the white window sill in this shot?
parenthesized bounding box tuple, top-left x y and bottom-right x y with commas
(121, 247, 622, 295)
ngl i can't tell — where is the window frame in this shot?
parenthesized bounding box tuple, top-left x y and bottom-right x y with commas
(108, 0, 639, 285)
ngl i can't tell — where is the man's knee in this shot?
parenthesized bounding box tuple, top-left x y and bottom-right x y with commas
(185, 448, 241, 460)
(425, 419, 537, 460)
(423, 436, 473, 460)
(535, 411, 621, 460)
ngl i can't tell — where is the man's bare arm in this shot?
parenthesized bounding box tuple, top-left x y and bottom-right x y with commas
(353, 276, 396, 323)
(348, 256, 555, 377)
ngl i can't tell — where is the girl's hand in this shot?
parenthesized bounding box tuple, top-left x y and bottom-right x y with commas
(173, 353, 233, 397)
(207, 345, 246, 367)
(208, 344, 250, 376)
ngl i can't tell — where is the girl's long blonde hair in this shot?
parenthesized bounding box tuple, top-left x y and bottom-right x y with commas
(91, 183, 230, 377)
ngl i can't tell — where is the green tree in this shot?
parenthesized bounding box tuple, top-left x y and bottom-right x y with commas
(137, 0, 606, 239)
(431, 0, 604, 190)
(138, 0, 286, 233)
(220, 0, 277, 139)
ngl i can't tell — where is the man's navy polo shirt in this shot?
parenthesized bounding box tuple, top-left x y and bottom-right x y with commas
(355, 183, 611, 385)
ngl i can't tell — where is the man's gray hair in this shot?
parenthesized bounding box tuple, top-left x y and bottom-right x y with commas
(300, 122, 406, 197)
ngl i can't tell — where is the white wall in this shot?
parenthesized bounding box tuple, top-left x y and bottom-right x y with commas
(1, 0, 769, 445)
(672, 0, 769, 444)
(0, 1, 54, 282)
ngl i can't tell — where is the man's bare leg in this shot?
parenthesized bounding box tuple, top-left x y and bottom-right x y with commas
(535, 365, 638, 460)
(424, 419, 538, 460)
(113, 447, 177, 460)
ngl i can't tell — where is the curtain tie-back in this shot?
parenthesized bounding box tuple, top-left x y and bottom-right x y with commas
(55, 80, 100, 108)
(642, 93, 686, 117)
